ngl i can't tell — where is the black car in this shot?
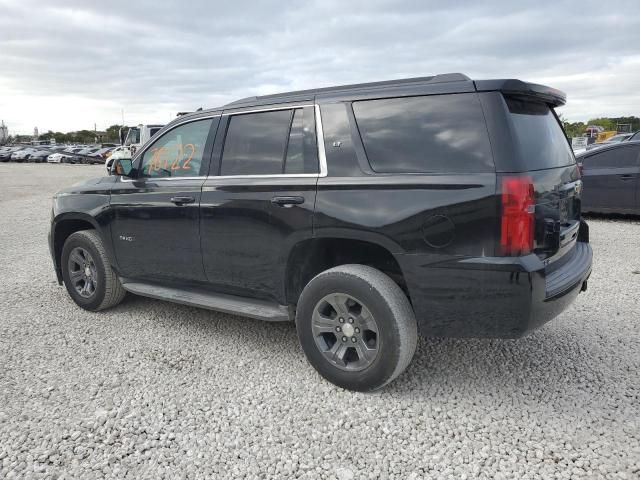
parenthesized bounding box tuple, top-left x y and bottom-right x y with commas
(577, 141, 640, 214)
(28, 150, 51, 163)
(49, 73, 592, 391)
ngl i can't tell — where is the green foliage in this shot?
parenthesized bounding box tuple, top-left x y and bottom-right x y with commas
(106, 124, 126, 142)
(17, 125, 127, 145)
(586, 117, 616, 131)
(561, 119, 586, 139)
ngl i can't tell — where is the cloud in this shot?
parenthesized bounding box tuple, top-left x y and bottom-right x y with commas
(0, 0, 639, 134)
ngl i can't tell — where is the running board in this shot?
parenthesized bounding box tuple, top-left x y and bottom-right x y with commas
(121, 282, 291, 322)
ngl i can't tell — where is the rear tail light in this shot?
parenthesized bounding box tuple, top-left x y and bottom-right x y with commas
(500, 176, 535, 256)
(577, 162, 583, 177)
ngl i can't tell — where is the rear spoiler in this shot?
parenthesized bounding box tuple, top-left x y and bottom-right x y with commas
(474, 79, 566, 107)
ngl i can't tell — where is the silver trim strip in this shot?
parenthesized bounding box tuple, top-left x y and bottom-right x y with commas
(119, 176, 206, 183)
(224, 104, 314, 115)
(204, 174, 318, 180)
(314, 104, 328, 177)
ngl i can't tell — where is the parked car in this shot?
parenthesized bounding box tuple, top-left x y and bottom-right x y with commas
(576, 141, 640, 214)
(49, 73, 592, 391)
(47, 152, 75, 164)
(27, 150, 52, 163)
(586, 133, 633, 151)
(60, 147, 86, 164)
(0, 147, 20, 161)
(71, 147, 98, 164)
(88, 147, 114, 164)
(11, 148, 37, 162)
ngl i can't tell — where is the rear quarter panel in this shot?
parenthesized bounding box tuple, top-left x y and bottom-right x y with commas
(314, 174, 498, 257)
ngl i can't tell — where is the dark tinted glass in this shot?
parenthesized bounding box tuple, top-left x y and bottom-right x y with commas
(321, 103, 360, 177)
(583, 145, 639, 169)
(284, 109, 304, 174)
(139, 118, 213, 178)
(506, 97, 574, 170)
(221, 110, 291, 175)
(352, 94, 494, 174)
(283, 107, 319, 174)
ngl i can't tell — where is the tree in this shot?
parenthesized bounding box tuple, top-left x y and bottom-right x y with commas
(586, 117, 616, 131)
(106, 124, 126, 143)
(39, 130, 55, 141)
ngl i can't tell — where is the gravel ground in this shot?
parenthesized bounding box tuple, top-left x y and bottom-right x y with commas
(0, 163, 638, 479)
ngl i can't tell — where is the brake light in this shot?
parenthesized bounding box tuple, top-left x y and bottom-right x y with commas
(500, 176, 535, 256)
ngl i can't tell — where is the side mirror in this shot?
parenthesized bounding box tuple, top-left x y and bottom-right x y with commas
(110, 158, 134, 177)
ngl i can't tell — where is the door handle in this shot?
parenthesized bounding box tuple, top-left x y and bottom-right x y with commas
(619, 174, 635, 180)
(271, 196, 305, 207)
(170, 196, 196, 205)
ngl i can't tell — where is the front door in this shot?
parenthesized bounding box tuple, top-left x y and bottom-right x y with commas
(109, 116, 219, 283)
(200, 105, 320, 303)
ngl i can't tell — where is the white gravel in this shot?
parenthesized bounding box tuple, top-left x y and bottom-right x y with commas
(0, 163, 638, 479)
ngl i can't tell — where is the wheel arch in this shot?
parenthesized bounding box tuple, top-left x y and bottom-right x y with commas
(284, 235, 409, 306)
(52, 213, 104, 284)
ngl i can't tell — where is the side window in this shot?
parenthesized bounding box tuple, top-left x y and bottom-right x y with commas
(139, 119, 213, 178)
(352, 94, 494, 174)
(221, 108, 318, 176)
(284, 107, 318, 174)
(221, 110, 291, 175)
(284, 110, 304, 174)
(584, 146, 639, 169)
(320, 103, 360, 177)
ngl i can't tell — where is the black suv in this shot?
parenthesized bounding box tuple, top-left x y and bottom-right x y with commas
(49, 73, 592, 391)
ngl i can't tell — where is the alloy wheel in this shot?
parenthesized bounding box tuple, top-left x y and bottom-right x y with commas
(67, 247, 98, 298)
(311, 293, 380, 371)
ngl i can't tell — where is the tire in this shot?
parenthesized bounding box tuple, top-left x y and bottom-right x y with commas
(61, 230, 126, 311)
(296, 264, 417, 391)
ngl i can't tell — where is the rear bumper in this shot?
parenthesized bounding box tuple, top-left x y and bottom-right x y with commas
(396, 241, 592, 338)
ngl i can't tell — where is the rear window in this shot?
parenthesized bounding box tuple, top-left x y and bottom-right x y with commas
(506, 97, 574, 170)
(352, 93, 494, 174)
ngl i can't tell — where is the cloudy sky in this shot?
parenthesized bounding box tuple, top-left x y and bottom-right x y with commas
(0, 0, 639, 135)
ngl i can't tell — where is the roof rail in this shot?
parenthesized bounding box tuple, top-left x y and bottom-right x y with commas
(222, 73, 471, 108)
(223, 96, 257, 108)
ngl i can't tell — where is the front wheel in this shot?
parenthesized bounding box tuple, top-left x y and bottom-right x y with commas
(296, 264, 417, 391)
(61, 230, 126, 311)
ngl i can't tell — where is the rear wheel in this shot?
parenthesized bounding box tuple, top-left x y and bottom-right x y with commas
(61, 230, 126, 311)
(296, 264, 417, 391)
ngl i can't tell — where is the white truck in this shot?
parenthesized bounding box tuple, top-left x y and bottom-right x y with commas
(106, 124, 164, 172)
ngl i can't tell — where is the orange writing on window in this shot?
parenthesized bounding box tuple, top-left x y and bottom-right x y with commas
(146, 143, 199, 174)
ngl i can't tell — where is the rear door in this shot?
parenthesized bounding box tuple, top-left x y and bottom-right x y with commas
(579, 144, 640, 213)
(109, 116, 219, 282)
(200, 105, 320, 303)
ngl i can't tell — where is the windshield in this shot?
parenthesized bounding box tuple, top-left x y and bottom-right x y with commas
(506, 97, 574, 170)
(124, 127, 141, 146)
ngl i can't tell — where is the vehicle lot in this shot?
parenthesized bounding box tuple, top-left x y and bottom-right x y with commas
(0, 163, 638, 479)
